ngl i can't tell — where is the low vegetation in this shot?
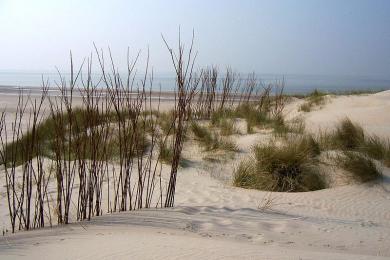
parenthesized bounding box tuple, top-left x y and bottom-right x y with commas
(336, 152, 382, 182)
(234, 136, 325, 192)
(299, 89, 327, 112)
(319, 118, 390, 167)
(191, 121, 238, 152)
(1, 32, 386, 235)
(158, 139, 174, 164)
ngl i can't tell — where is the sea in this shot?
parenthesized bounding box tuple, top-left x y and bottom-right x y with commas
(0, 70, 389, 95)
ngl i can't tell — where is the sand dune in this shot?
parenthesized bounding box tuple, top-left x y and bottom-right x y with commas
(1, 91, 390, 259)
(286, 90, 390, 139)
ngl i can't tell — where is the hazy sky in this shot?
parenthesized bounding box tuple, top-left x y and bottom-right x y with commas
(0, 0, 389, 77)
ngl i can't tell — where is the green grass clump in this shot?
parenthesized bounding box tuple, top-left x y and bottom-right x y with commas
(359, 135, 388, 160)
(211, 115, 237, 136)
(158, 140, 174, 164)
(1, 107, 154, 166)
(321, 118, 365, 150)
(234, 136, 325, 192)
(272, 116, 306, 137)
(210, 108, 234, 125)
(1, 116, 56, 165)
(218, 138, 239, 152)
(334, 118, 365, 149)
(299, 89, 327, 112)
(234, 103, 268, 132)
(191, 121, 238, 152)
(191, 121, 212, 141)
(337, 152, 382, 182)
(219, 119, 237, 136)
(299, 103, 311, 112)
(320, 118, 390, 167)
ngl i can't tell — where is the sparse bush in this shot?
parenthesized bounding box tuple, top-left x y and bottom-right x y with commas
(234, 137, 325, 192)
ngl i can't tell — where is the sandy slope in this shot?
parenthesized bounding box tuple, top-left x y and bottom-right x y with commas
(285, 90, 390, 139)
(1, 91, 390, 259)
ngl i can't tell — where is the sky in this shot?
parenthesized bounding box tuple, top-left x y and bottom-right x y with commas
(0, 0, 389, 77)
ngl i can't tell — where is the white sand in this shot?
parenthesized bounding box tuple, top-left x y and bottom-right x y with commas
(0, 91, 390, 259)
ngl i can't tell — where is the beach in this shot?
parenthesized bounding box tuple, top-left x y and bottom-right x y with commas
(0, 89, 389, 259)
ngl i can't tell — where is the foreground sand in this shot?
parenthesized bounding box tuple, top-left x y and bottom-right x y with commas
(0, 90, 390, 259)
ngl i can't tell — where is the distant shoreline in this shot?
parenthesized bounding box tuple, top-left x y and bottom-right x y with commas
(0, 84, 388, 98)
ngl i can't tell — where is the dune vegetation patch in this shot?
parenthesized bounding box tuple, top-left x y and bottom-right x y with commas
(319, 118, 390, 167)
(299, 89, 327, 112)
(336, 152, 382, 182)
(234, 136, 326, 192)
(190, 121, 238, 152)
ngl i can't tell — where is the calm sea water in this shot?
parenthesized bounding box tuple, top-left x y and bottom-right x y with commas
(0, 71, 389, 94)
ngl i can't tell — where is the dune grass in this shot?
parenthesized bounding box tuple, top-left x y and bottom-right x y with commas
(234, 136, 325, 192)
(319, 118, 390, 168)
(333, 118, 365, 149)
(336, 152, 382, 182)
(1, 115, 56, 166)
(1, 107, 154, 166)
(190, 121, 238, 152)
(359, 135, 390, 166)
(299, 89, 327, 112)
(158, 139, 174, 164)
(211, 116, 238, 136)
